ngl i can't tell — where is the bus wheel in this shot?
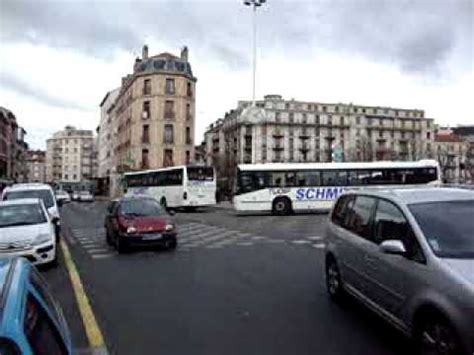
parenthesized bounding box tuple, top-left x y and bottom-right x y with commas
(160, 197, 167, 209)
(272, 197, 291, 216)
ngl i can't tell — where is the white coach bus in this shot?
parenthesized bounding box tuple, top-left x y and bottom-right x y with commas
(233, 160, 441, 215)
(124, 166, 216, 209)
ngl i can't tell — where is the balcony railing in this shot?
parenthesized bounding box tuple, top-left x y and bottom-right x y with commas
(273, 145, 284, 151)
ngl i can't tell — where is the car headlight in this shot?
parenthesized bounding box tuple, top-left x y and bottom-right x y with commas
(165, 224, 175, 232)
(126, 226, 137, 234)
(33, 233, 53, 246)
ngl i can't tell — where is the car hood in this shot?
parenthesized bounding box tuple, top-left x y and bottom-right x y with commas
(126, 216, 170, 233)
(443, 258, 474, 286)
(0, 223, 51, 244)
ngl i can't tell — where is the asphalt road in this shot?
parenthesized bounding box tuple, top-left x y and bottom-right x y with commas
(44, 201, 414, 355)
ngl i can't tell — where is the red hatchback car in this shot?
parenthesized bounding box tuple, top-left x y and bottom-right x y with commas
(104, 196, 177, 253)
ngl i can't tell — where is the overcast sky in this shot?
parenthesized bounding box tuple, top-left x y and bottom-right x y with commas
(1, 0, 473, 149)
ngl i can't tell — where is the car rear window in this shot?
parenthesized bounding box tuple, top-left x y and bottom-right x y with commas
(4, 190, 54, 209)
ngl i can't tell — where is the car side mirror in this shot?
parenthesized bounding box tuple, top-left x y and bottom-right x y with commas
(379, 240, 406, 255)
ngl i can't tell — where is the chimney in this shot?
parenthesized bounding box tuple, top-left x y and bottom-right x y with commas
(142, 44, 149, 60)
(180, 46, 189, 61)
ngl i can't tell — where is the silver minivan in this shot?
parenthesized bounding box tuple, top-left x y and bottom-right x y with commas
(325, 187, 474, 355)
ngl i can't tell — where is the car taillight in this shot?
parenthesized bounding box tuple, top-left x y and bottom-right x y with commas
(183, 192, 187, 200)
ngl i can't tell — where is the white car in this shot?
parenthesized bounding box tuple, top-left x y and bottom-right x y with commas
(56, 190, 71, 204)
(0, 198, 57, 266)
(78, 191, 94, 202)
(2, 183, 61, 242)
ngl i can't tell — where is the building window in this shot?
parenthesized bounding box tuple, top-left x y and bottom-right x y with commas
(187, 82, 192, 97)
(141, 149, 149, 169)
(185, 150, 191, 164)
(142, 125, 150, 143)
(315, 115, 320, 125)
(322, 106, 327, 113)
(165, 78, 175, 95)
(335, 106, 339, 113)
(143, 79, 151, 95)
(73, 174, 77, 180)
(186, 127, 192, 145)
(186, 103, 192, 121)
(275, 112, 281, 122)
(163, 149, 173, 167)
(341, 116, 345, 126)
(143, 101, 151, 119)
(289, 112, 294, 123)
(164, 124, 174, 144)
(302, 113, 307, 124)
(64, 174, 68, 180)
(164, 101, 175, 119)
(427, 132, 431, 139)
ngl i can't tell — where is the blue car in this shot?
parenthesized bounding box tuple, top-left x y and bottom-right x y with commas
(0, 257, 72, 354)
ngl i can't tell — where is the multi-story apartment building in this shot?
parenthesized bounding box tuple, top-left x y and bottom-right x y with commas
(113, 45, 196, 173)
(0, 107, 29, 183)
(98, 88, 120, 178)
(26, 150, 46, 183)
(205, 95, 436, 187)
(434, 128, 470, 183)
(45, 126, 96, 187)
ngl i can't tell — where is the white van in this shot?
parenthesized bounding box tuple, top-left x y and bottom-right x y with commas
(1, 183, 61, 241)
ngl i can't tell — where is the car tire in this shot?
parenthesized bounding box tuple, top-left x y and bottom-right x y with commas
(167, 238, 177, 250)
(325, 256, 345, 302)
(116, 236, 128, 254)
(47, 250, 59, 268)
(105, 228, 113, 246)
(272, 197, 291, 216)
(415, 313, 466, 355)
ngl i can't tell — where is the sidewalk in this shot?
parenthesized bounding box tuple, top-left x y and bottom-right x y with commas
(212, 201, 233, 210)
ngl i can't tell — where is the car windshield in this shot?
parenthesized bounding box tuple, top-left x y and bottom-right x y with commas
(4, 190, 55, 209)
(120, 199, 167, 217)
(409, 200, 474, 259)
(0, 204, 47, 228)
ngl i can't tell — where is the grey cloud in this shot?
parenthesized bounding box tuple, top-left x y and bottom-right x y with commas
(0, 71, 93, 112)
(0, 0, 472, 75)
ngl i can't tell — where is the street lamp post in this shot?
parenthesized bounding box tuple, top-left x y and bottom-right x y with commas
(243, 0, 266, 106)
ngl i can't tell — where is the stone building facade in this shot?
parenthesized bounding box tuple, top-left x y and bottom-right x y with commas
(113, 45, 196, 173)
(434, 128, 471, 183)
(0, 107, 29, 183)
(205, 95, 436, 178)
(98, 88, 120, 178)
(45, 126, 96, 184)
(26, 150, 46, 183)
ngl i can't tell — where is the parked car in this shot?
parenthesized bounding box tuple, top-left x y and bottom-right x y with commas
(55, 190, 71, 204)
(2, 183, 61, 242)
(325, 187, 474, 355)
(0, 257, 72, 354)
(78, 191, 94, 202)
(0, 199, 57, 267)
(71, 191, 80, 201)
(104, 196, 177, 253)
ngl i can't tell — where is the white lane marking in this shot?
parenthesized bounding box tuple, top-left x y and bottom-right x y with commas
(91, 253, 114, 259)
(250, 236, 267, 241)
(235, 241, 254, 247)
(307, 236, 323, 240)
(312, 243, 326, 249)
(179, 227, 227, 241)
(291, 240, 312, 245)
(184, 230, 237, 248)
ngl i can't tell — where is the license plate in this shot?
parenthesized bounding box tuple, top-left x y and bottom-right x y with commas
(142, 233, 162, 240)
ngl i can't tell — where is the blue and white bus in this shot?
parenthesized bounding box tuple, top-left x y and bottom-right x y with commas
(233, 160, 441, 215)
(124, 166, 216, 209)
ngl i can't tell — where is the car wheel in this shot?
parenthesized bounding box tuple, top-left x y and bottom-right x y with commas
(272, 197, 291, 216)
(105, 228, 112, 246)
(326, 256, 345, 302)
(416, 314, 465, 355)
(116, 236, 128, 254)
(167, 238, 177, 250)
